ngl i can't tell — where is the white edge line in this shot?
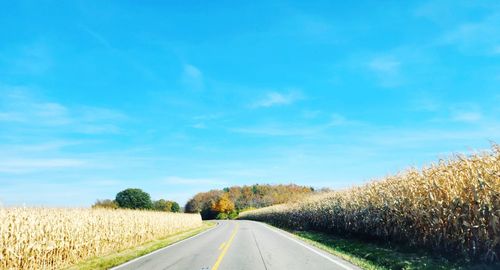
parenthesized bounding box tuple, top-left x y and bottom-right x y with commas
(255, 221, 354, 270)
(110, 222, 220, 269)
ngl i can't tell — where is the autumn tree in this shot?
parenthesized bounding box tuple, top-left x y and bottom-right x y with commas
(185, 189, 223, 219)
(185, 184, 314, 219)
(211, 193, 235, 214)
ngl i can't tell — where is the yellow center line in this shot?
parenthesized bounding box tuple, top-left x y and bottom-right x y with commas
(212, 223, 239, 270)
(218, 242, 226, 250)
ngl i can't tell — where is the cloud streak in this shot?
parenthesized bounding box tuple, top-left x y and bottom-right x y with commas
(181, 64, 204, 90)
(451, 111, 482, 123)
(367, 55, 403, 87)
(164, 176, 227, 186)
(433, 9, 500, 54)
(0, 85, 126, 134)
(0, 158, 86, 173)
(252, 90, 302, 108)
(80, 25, 114, 50)
(229, 113, 359, 137)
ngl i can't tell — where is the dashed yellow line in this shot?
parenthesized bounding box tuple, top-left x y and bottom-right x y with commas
(218, 242, 226, 250)
(212, 223, 239, 270)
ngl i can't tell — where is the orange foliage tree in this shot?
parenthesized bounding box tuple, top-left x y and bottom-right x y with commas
(185, 184, 316, 219)
(211, 193, 235, 214)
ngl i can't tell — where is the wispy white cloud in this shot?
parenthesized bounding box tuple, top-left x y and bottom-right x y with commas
(364, 124, 500, 147)
(328, 113, 365, 127)
(0, 140, 80, 153)
(189, 113, 224, 129)
(493, 45, 500, 55)
(411, 97, 441, 112)
(7, 42, 53, 75)
(230, 113, 358, 137)
(230, 125, 318, 137)
(181, 64, 204, 90)
(0, 88, 71, 125)
(424, 103, 487, 125)
(368, 57, 401, 74)
(163, 176, 227, 186)
(329, 113, 348, 126)
(412, 0, 480, 24)
(437, 11, 500, 54)
(79, 106, 127, 121)
(0, 158, 86, 173)
(451, 111, 482, 123)
(367, 56, 403, 87)
(0, 112, 24, 122)
(270, 12, 341, 44)
(77, 124, 121, 134)
(0, 85, 126, 133)
(190, 123, 206, 129)
(252, 90, 302, 108)
(79, 24, 113, 49)
(81, 179, 122, 187)
(293, 14, 334, 40)
(301, 110, 321, 119)
(193, 113, 223, 120)
(447, 103, 483, 123)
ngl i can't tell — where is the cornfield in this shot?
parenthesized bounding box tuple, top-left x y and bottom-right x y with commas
(240, 145, 500, 262)
(0, 208, 202, 269)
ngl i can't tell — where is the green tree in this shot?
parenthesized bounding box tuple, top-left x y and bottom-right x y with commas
(170, 201, 180, 212)
(115, 188, 152, 209)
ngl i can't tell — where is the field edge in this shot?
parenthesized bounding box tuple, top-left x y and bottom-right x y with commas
(260, 222, 498, 270)
(64, 221, 216, 270)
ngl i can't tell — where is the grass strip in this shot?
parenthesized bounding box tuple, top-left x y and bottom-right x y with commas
(65, 221, 216, 270)
(266, 224, 497, 270)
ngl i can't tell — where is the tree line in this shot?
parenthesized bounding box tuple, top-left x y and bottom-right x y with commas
(184, 184, 318, 219)
(92, 188, 180, 212)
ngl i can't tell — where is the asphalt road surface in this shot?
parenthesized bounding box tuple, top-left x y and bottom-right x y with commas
(112, 220, 361, 270)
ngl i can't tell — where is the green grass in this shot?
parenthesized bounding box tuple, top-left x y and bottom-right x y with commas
(271, 226, 498, 270)
(64, 221, 216, 270)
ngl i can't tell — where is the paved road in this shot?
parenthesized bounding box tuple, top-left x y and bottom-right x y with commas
(112, 220, 361, 270)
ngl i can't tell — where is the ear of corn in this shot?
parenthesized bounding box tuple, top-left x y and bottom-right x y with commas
(240, 145, 500, 262)
(0, 208, 202, 269)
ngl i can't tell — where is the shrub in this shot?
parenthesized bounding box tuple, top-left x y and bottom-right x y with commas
(91, 199, 118, 209)
(153, 199, 181, 212)
(228, 211, 238, 219)
(216, 212, 229, 220)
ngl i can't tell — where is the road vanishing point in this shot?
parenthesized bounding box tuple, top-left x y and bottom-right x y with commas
(112, 220, 361, 270)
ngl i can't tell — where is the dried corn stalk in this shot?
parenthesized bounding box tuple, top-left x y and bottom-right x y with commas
(0, 208, 202, 269)
(240, 145, 500, 262)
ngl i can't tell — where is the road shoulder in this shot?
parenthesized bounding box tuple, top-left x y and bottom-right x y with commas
(258, 222, 495, 270)
(252, 221, 360, 270)
(64, 221, 216, 270)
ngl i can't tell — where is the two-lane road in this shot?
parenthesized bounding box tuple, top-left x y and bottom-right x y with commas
(112, 220, 361, 270)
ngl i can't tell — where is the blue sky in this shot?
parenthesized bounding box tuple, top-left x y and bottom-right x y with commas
(1, 1, 499, 207)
